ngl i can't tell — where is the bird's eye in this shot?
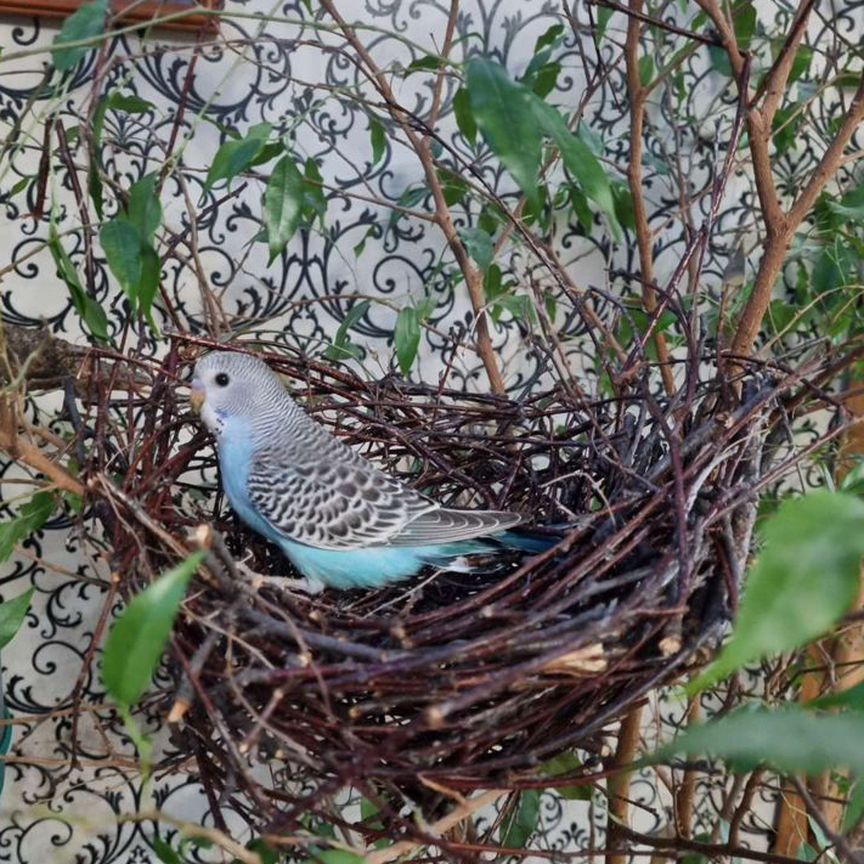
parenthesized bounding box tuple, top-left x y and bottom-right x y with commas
(215, 372, 230, 387)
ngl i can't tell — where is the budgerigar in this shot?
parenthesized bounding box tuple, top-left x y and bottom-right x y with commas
(190, 350, 548, 592)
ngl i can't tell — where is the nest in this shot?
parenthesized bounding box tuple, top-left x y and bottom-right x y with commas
(67, 333, 845, 837)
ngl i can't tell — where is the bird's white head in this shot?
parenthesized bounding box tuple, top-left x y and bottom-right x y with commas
(190, 350, 289, 436)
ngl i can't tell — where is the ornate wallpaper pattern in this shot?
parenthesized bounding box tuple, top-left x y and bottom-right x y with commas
(0, 0, 855, 858)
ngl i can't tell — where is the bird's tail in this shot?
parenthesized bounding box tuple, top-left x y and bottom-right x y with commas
(495, 529, 560, 554)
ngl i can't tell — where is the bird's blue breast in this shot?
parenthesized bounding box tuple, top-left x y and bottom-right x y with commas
(217, 418, 282, 543)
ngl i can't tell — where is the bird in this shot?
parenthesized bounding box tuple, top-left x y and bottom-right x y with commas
(189, 350, 551, 592)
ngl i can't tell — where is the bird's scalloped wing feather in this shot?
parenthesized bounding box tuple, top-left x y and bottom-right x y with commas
(386, 507, 522, 546)
(246, 450, 437, 550)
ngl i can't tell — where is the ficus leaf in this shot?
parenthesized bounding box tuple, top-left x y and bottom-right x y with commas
(302, 158, 327, 226)
(459, 226, 495, 272)
(127, 173, 162, 241)
(0, 491, 56, 563)
(52, 0, 108, 71)
(653, 706, 864, 776)
(534, 23, 565, 53)
(501, 790, 541, 848)
(466, 57, 619, 235)
(369, 116, 386, 165)
(528, 99, 619, 238)
(539, 751, 591, 800)
(206, 123, 272, 189)
(452, 87, 477, 147)
(0, 587, 35, 651)
(137, 243, 161, 321)
(466, 58, 543, 210)
(394, 307, 421, 376)
(264, 155, 306, 263)
(405, 55, 442, 74)
(100, 217, 144, 302)
(48, 224, 109, 342)
(106, 92, 154, 114)
(102, 551, 205, 708)
(687, 492, 864, 694)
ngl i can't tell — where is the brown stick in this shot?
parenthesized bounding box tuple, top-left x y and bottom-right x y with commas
(317, 0, 506, 394)
(604, 705, 643, 864)
(695, 0, 864, 363)
(624, 0, 676, 398)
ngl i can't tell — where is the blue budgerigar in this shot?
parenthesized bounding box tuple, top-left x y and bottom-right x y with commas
(190, 350, 547, 592)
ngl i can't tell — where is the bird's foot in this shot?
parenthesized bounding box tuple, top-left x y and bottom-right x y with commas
(234, 560, 325, 595)
(255, 574, 326, 595)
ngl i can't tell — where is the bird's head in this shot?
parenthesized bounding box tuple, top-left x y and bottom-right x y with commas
(190, 350, 288, 436)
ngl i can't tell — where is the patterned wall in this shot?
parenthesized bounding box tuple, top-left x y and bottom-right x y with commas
(0, 0, 859, 859)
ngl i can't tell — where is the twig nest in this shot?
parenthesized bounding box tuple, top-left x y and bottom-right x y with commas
(87, 340, 830, 827)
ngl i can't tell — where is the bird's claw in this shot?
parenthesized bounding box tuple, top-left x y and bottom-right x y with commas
(233, 559, 324, 595)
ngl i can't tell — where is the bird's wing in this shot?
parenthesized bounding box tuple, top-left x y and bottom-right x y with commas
(386, 507, 522, 546)
(246, 449, 438, 550)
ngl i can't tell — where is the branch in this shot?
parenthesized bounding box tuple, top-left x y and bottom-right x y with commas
(624, 0, 676, 397)
(364, 789, 504, 864)
(732, 71, 864, 361)
(317, 0, 506, 394)
(605, 705, 643, 864)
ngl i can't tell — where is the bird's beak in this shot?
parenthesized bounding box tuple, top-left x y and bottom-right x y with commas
(189, 378, 206, 415)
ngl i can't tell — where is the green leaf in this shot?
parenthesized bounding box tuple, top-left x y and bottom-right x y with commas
(708, 44, 733, 77)
(452, 87, 477, 147)
(826, 184, 864, 222)
(534, 23, 565, 53)
(459, 226, 495, 271)
(612, 182, 636, 231)
(48, 225, 109, 343)
(530, 62, 562, 98)
(501, 790, 541, 848)
(369, 116, 386, 166)
(466, 58, 543, 210)
(302, 158, 327, 226)
(205, 124, 272, 189)
(733, 0, 757, 50)
(529, 100, 619, 237)
(264, 155, 306, 264)
(808, 679, 864, 711)
(304, 851, 365, 864)
(152, 837, 183, 864)
(687, 492, 864, 694)
(438, 167, 470, 207)
(7, 176, 30, 198)
(324, 299, 370, 362)
(239, 839, 280, 864)
(492, 293, 535, 324)
(137, 244, 161, 321)
(654, 706, 864, 775)
(596, 6, 613, 39)
(387, 184, 428, 232)
(539, 751, 591, 800)
(394, 307, 421, 376)
(106, 92, 154, 114)
(127, 174, 162, 241)
(338, 298, 371, 336)
(0, 491, 56, 563)
(101, 551, 205, 707)
(467, 58, 618, 235)
(639, 55, 655, 87)
(405, 55, 442, 74)
(52, 0, 108, 71)
(0, 587, 35, 650)
(842, 778, 864, 834)
(101, 218, 144, 302)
